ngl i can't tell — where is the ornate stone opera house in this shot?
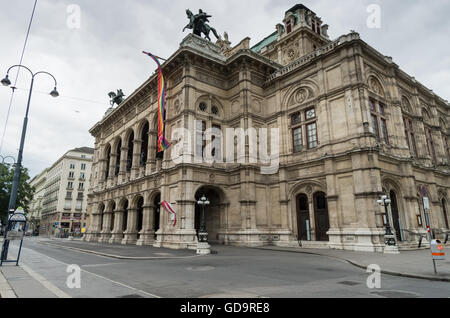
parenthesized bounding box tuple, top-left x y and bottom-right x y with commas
(85, 5, 449, 252)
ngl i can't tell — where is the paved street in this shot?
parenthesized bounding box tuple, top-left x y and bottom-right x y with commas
(1, 237, 449, 298)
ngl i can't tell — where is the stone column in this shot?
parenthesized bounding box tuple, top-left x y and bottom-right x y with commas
(119, 146, 128, 183)
(122, 208, 138, 244)
(99, 210, 112, 243)
(132, 139, 142, 179)
(86, 210, 101, 242)
(136, 204, 155, 246)
(109, 210, 124, 244)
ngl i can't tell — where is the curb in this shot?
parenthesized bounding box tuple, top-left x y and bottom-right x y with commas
(38, 241, 202, 260)
(0, 269, 17, 298)
(252, 247, 450, 283)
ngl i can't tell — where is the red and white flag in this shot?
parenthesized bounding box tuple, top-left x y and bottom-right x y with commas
(161, 200, 176, 227)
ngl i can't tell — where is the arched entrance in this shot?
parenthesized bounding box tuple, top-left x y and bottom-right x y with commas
(122, 200, 129, 232)
(442, 199, 449, 229)
(296, 194, 310, 241)
(195, 187, 222, 243)
(313, 192, 330, 241)
(136, 197, 144, 237)
(153, 194, 161, 237)
(389, 190, 402, 241)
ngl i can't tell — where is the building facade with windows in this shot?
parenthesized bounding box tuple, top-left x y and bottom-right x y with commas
(40, 147, 94, 236)
(85, 4, 449, 252)
(28, 168, 48, 233)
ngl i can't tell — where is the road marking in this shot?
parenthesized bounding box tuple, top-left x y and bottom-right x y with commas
(20, 264, 71, 298)
(21, 245, 162, 298)
(82, 262, 127, 268)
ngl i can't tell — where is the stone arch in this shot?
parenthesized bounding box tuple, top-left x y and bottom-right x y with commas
(195, 94, 224, 118)
(439, 117, 446, 130)
(367, 74, 387, 98)
(382, 177, 406, 241)
(401, 95, 413, 113)
(421, 107, 432, 125)
(289, 180, 327, 242)
(282, 79, 320, 109)
(289, 179, 326, 200)
(130, 193, 145, 209)
(194, 185, 228, 243)
(103, 143, 112, 159)
(136, 119, 149, 137)
(193, 184, 229, 204)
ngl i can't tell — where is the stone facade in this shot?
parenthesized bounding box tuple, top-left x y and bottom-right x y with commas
(85, 5, 449, 252)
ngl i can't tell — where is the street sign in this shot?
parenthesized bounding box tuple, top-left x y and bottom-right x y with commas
(431, 240, 445, 261)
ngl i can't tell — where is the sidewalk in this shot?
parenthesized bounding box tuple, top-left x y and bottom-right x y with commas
(38, 238, 198, 260)
(255, 246, 450, 282)
(0, 264, 67, 298)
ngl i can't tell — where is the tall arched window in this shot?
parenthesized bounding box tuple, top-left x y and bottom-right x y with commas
(104, 145, 111, 180)
(115, 139, 121, 176)
(140, 122, 149, 166)
(442, 199, 449, 229)
(401, 97, 417, 157)
(423, 109, 436, 163)
(370, 97, 389, 144)
(127, 132, 134, 172)
(440, 118, 449, 159)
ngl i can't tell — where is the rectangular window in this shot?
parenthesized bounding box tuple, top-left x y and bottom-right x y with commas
(211, 124, 222, 160)
(305, 108, 316, 120)
(196, 120, 206, 157)
(81, 163, 86, 170)
(67, 182, 73, 189)
(78, 183, 84, 190)
(70, 163, 75, 169)
(293, 127, 303, 153)
(291, 112, 301, 125)
(80, 172, 85, 179)
(68, 171, 74, 179)
(411, 134, 418, 157)
(306, 123, 318, 149)
(369, 99, 376, 112)
(380, 118, 389, 144)
(286, 22, 292, 34)
(371, 114, 379, 140)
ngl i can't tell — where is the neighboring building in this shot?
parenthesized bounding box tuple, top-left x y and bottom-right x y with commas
(85, 4, 449, 252)
(40, 147, 94, 236)
(28, 168, 48, 233)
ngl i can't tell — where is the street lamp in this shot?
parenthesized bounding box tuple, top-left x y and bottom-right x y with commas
(377, 194, 396, 246)
(0, 155, 16, 166)
(197, 195, 210, 244)
(1, 65, 58, 261)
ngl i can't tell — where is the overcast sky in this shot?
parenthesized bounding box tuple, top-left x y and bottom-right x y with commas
(0, 0, 449, 178)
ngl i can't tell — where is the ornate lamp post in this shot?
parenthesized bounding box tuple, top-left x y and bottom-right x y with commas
(377, 194, 399, 254)
(1, 65, 58, 260)
(196, 194, 210, 255)
(0, 155, 16, 166)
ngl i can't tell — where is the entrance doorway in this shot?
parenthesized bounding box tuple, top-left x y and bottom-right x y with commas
(153, 194, 161, 238)
(122, 200, 128, 232)
(313, 192, 330, 241)
(389, 190, 402, 241)
(442, 199, 449, 229)
(296, 194, 310, 241)
(195, 187, 222, 243)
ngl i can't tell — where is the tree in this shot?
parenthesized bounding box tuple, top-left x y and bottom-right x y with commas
(0, 163, 35, 223)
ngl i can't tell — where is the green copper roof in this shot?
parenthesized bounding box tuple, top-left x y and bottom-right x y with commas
(251, 31, 278, 53)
